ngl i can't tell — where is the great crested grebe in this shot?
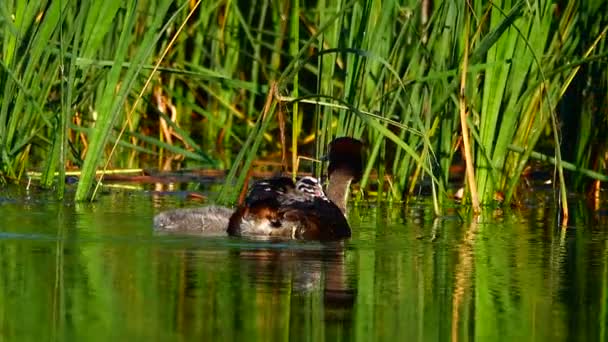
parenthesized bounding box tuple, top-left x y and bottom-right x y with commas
(227, 137, 364, 240)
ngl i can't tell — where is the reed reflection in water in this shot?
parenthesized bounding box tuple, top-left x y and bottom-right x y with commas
(0, 191, 606, 341)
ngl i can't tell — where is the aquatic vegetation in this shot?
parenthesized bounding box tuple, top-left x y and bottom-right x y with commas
(0, 0, 606, 213)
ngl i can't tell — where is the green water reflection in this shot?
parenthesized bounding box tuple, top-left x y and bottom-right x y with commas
(0, 188, 606, 341)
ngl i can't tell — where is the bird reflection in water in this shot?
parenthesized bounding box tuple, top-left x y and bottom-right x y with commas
(163, 241, 355, 339)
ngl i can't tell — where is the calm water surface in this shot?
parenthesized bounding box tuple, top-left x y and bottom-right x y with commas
(0, 186, 606, 341)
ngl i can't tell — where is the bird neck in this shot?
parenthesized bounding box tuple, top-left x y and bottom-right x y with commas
(326, 172, 353, 215)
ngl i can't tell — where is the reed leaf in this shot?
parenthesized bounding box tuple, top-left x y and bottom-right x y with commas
(75, 0, 177, 201)
(0, 0, 606, 210)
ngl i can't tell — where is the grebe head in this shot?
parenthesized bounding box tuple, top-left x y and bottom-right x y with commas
(327, 137, 364, 183)
(295, 176, 326, 198)
(324, 137, 365, 214)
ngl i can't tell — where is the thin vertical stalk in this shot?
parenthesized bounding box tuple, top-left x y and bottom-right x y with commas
(459, 13, 480, 213)
(290, 0, 300, 177)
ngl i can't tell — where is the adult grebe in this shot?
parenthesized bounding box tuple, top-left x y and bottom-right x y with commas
(227, 137, 364, 240)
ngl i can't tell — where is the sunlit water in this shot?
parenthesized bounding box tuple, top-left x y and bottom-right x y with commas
(0, 185, 606, 341)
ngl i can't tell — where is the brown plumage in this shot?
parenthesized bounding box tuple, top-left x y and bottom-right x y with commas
(227, 137, 365, 240)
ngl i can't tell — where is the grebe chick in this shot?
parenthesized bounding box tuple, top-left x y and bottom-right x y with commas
(287, 176, 327, 201)
(153, 205, 233, 235)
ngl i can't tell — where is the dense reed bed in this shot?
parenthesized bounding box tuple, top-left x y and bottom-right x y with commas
(0, 0, 607, 213)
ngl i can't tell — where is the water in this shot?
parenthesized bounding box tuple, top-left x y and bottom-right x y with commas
(0, 186, 606, 341)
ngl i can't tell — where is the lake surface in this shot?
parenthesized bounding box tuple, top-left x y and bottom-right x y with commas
(0, 185, 606, 341)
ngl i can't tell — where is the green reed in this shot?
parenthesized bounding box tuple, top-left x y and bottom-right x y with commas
(0, 0, 606, 207)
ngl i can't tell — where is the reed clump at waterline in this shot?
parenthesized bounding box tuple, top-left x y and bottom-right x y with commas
(1, 0, 607, 217)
